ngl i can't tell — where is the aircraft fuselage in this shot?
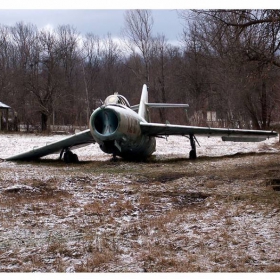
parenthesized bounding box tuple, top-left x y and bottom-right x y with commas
(89, 104, 156, 159)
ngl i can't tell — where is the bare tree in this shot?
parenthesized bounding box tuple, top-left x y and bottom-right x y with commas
(38, 28, 63, 131)
(179, 19, 217, 125)
(180, 10, 280, 129)
(0, 25, 12, 103)
(0, 13, 190, 130)
(149, 34, 170, 122)
(82, 33, 101, 118)
(196, 10, 280, 68)
(10, 22, 41, 131)
(123, 9, 154, 84)
(100, 34, 123, 94)
(55, 25, 83, 127)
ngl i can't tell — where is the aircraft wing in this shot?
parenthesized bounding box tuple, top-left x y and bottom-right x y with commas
(140, 123, 278, 141)
(6, 129, 95, 161)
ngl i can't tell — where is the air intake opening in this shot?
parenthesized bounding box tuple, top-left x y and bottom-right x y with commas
(94, 109, 119, 136)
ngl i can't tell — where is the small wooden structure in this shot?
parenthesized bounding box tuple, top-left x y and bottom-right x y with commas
(0, 101, 11, 131)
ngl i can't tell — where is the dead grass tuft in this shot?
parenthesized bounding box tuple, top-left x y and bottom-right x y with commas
(1, 152, 280, 272)
(84, 201, 104, 216)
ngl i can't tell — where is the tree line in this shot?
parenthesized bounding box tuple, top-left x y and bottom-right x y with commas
(0, 9, 280, 132)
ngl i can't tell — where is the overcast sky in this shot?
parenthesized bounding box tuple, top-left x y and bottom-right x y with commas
(0, 9, 184, 44)
(0, 1, 278, 45)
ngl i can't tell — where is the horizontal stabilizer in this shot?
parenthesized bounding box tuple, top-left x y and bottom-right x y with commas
(222, 136, 267, 142)
(146, 103, 189, 109)
(130, 104, 139, 111)
(131, 103, 189, 112)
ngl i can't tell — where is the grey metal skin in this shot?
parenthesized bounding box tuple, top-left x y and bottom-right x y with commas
(89, 104, 156, 160)
(6, 130, 95, 161)
(5, 84, 278, 162)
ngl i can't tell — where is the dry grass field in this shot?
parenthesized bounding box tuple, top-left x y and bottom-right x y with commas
(0, 134, 280, 272)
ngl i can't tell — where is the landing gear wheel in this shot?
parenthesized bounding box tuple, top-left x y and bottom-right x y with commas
(189, 134, 197, 160)
(72, 153, 79, 163)
(189, 149, 197, 160)
(63, 150, 79, 163)
(111, 152, 118, 162)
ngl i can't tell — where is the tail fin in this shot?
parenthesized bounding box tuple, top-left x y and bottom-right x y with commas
(135, 84, 189, 122)
(138, 84, 150, 121)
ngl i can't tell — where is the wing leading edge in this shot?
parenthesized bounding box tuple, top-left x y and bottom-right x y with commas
(6, 129, 95, 161)
(140, 122, 278, 140)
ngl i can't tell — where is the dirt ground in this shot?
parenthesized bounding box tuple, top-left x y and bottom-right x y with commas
(1, 148, 280, 272)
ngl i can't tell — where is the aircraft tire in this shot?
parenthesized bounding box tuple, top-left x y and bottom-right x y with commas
(72, 153, 79, 163)
(64, 151, 79, 163)
(63, 151, 72, 163)
(189, 150, 197, 160)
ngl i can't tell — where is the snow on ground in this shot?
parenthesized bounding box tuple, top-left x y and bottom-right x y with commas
(0, 133, 279, 161)
(155, 134, 279, 158)
(0, 132, 280, 272)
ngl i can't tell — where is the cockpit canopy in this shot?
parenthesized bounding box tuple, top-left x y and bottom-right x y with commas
(104, 94, 130, 108)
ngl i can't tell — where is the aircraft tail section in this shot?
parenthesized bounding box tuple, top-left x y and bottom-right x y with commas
(138, 84, 150, 121)
(134, 84, 189, 122)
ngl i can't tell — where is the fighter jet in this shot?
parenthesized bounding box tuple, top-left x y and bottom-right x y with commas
(6, 84, 278, 162)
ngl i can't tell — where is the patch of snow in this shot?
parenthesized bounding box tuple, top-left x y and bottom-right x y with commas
(0, 132, 279, 272)
(0, 133, 278, 161)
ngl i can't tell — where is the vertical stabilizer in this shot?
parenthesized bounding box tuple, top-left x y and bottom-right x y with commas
(138, 84, 150, 121)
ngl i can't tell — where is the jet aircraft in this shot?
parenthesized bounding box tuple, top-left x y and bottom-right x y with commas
(6, 84, 278, 162)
